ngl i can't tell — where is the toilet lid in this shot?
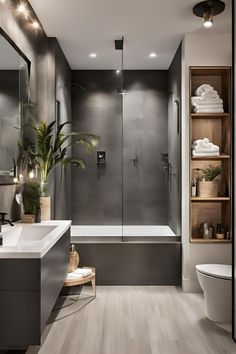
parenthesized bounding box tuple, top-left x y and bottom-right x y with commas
(196, 264, 231, 280)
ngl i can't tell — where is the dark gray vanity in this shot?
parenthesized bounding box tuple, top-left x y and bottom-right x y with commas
(0, 223, 70, 350)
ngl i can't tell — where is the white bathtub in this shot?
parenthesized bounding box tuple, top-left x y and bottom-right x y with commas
(71, 225, 177, 242)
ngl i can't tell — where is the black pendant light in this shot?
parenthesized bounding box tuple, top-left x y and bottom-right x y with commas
(193, 0, 225, 28)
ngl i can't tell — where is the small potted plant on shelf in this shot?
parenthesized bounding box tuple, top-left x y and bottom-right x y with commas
(197, 165, 222, 198)
(22, 181, 41, 223)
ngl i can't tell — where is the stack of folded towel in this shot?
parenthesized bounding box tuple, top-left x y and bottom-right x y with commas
(66, 267, 93, 280)
(191, 84, 224, 113)
(192, 138, 220, 157)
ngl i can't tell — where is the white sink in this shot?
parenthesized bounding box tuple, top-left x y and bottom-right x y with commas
(2, 225, 57, 246)
(0, 220, 71, 258)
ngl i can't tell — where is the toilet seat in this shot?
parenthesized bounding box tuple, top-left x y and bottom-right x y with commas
(196, 264, 231, 280)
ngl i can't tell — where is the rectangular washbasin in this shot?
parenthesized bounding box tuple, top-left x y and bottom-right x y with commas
(2, 225, 57, 246)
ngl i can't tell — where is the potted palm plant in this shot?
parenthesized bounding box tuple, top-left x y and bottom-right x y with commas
(33, 120, 99, 220)
(197, 165, 222, 198)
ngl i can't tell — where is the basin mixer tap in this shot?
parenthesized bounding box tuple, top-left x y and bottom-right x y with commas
(0, 212, 14, 227)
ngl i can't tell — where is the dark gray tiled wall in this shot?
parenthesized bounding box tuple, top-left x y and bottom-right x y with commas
(71, 70, 168, 225)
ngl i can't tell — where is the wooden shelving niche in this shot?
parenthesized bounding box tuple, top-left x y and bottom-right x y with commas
(189, 66, 232, 243)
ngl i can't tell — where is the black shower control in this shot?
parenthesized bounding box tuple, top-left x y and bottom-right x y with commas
(97, 151, 106, 164)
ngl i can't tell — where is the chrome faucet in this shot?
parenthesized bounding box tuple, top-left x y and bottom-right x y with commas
(0, 212, 14, 228)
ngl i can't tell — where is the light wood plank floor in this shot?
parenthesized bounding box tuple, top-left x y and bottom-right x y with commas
(27, 286, 236, 354)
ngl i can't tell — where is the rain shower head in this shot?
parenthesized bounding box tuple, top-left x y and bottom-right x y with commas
(115, 37, 124, 50)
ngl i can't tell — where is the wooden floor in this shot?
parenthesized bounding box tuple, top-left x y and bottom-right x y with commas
(27, 286, 236, 354)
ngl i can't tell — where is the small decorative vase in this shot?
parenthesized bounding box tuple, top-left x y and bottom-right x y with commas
(68, 244, 79, 273)
(40, 196, 51, 220)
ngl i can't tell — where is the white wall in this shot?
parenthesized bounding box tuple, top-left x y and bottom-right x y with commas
(181, 33, 232, 292)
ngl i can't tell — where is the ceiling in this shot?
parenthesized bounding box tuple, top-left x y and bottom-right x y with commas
(29, 0, 232, 70)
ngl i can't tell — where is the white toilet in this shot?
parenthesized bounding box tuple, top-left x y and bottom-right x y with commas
(195, 264, 232, 323)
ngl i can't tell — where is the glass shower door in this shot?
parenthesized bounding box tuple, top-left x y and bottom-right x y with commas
(122, 71, 170, 241)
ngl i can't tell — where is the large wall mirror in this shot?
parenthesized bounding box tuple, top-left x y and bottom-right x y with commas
(0, 28, 30, 184)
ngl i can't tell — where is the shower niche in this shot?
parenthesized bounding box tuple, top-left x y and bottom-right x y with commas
(189, 66, 232, 243)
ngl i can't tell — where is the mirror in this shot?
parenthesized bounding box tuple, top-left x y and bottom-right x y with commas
(0, 30, 30, 184)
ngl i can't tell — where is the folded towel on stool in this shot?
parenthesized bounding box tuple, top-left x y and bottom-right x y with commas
(66, 273, 83, 280)
(73, 268, 93, 277)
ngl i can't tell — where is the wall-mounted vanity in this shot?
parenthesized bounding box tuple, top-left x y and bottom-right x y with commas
(0, 220, 70, 349)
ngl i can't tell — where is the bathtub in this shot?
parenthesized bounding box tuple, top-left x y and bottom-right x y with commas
(71, 225, 179, 242)
(71, 224, 181, 284)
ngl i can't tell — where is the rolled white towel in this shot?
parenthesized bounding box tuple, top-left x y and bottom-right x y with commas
(73, 268, 93, 277)
(192, 150, 220, 157)
(194, 107, 224, 113)
(192, 139, 219, 151)
(195, 84, 213, 96)
(191, 97, 223, 106)
(202, 90, 220, 101)
(66, 273, 83, 280)
(192, 138, 209, 148)
(194, 104, 223, 110)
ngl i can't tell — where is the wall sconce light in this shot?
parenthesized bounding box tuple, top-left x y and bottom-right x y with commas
(193, 0, 225, 29)
(29, 170, 35, 179)
(32, 20, 40, 30)
(17, 2, 30, 19)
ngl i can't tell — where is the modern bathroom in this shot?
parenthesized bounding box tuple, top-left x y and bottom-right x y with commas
(0, 0, 235, 353)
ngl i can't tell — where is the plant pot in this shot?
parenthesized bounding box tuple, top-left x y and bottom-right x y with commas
(40, 196, 51, 220)
(21, 214, 35, 223)
(197, 181, 219, 198)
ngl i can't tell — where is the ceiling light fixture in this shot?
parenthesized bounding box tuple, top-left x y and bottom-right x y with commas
(17, 2, 29, 18)
(116, 70, 120, 74)
(193, 0, 225, 29)
(149, 53, 157, 58)
(89, 53, 97, 58)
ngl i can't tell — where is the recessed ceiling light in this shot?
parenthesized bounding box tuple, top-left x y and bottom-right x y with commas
(149, 53, 157, 58)
(89, 53, 97, 58)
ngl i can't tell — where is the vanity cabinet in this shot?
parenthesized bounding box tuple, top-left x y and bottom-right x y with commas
(0, 229, 70, 349)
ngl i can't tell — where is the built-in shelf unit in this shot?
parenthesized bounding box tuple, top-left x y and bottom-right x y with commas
(189, 66, 232, 243)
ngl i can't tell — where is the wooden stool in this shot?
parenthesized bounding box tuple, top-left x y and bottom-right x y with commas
(63, 266, 96, 297)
